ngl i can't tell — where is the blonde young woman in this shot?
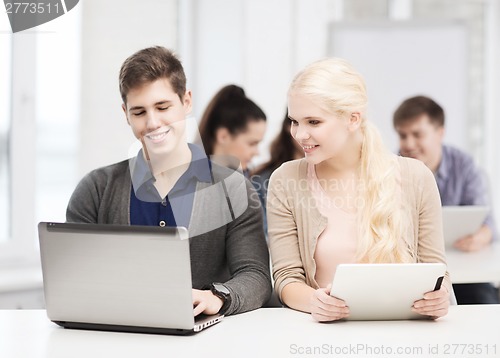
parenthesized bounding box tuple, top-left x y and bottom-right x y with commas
(267, 58, 450, 322)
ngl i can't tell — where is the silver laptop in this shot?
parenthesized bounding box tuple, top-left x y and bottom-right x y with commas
(38, 222, 223, 335)
(442, 206, 489, 248)
(330, 263, 446, 320)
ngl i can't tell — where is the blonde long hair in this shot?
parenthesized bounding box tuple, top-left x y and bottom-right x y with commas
(289, 58, 413, 263)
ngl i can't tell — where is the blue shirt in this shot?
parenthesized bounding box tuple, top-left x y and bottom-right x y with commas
(435, 145, 497, 241)
(129, 144, 212, 228)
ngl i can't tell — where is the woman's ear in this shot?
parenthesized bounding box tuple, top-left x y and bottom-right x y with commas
(348, 112, 362, 131)
(215, 127, 230, 146)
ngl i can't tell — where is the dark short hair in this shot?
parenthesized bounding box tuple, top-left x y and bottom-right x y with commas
(119, 46, 186, 104)
(198, 84, 266, 155)
(393, 95, 445, 128)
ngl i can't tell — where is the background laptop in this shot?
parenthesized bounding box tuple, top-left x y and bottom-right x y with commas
(330, 263, 446, 320)
(442, 206, 489, 248)
(38, 222, 222, 335)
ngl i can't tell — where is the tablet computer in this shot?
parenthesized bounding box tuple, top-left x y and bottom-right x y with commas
(330, 263, 446, 320)
(442, 206, 489, 248)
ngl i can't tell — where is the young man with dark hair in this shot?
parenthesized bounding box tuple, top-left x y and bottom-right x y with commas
(66, 46, 272, 316)
(394, 95, 498, 304)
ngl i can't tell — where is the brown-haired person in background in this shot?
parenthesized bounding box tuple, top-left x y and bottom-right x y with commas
(393, 95, 499, 304)
(198, 84, 267, 178)
(66, 46, 272, 316)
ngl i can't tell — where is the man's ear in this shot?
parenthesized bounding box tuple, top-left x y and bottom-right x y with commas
(122, 103, 130, 125)
(348, 112, 362, 131)
(437, 125, 445, 141)
(183, 90, 193, 115)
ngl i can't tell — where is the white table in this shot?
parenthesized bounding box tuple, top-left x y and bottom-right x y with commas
(1, 306, 499, 358)
(446, 243, 500, 284)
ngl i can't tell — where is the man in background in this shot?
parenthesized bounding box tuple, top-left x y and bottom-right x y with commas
(393, 95, 499, 304)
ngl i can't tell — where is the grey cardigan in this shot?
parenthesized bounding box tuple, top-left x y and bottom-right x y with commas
(66, 159, 272, 316)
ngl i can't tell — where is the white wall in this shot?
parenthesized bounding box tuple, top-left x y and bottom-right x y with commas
(329, 21, 468, 152)
(79, 0, 178, 177)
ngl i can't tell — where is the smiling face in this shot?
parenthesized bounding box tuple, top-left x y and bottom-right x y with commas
(123, 78, 192, 159)
(288, 92, 356, 166)
(395, 114, 444, 171)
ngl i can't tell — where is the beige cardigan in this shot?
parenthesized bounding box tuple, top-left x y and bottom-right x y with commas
(267, 156, 450, 299)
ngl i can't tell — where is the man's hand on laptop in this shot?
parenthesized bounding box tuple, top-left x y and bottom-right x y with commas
(412, 285, 449, 319)
(192, 289, 224, 316)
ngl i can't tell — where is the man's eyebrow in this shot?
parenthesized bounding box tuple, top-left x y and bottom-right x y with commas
(154, 100, 173, 106)
(128, 105, 145, 112)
